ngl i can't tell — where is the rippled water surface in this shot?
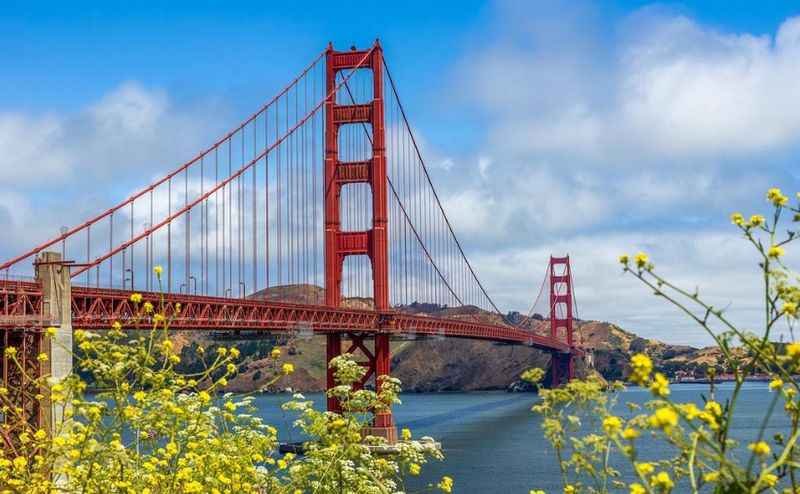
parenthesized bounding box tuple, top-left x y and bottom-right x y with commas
(251, 383, 785, 493)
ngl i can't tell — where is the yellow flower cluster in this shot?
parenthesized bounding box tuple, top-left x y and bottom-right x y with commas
(649, 407, 679, 433)
(767, 187, 790, 206)
(629, 353, 653, 385)
(619, 252, 653, 271)
(649, 372, 670, 397)
(602, 415, 623, 435)
(0, 297, 439, 494)
(748, 441, 771, 456)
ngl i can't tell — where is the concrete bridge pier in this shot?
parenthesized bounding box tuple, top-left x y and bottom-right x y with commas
(35, 251, 73, 433)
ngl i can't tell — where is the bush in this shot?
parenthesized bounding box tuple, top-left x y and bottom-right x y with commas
(529, 188, 800, 493)
(0, 269, 446, 493)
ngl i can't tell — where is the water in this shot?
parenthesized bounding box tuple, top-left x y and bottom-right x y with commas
(252, 383, 789, 493)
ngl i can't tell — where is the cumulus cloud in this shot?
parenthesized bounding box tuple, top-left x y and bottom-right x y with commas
(468, 228, 790, 347)
(0, 82, 225, 259)
(427, 1, 800, 343)
(0, 82, 223, 189)
(466, 5, 800, 163)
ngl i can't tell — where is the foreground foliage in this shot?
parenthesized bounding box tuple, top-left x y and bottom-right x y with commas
(528, 188, 800, 493)
(0, 271, 445, 493)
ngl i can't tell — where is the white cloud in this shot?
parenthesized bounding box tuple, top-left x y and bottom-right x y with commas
(0, 82, 222, 189)
(478, 156, 492, 179)
(469, 228, 788, 347)
(0, 82, 225, 266)
(430, 1, 800, 344)
(0, 113, 70, 182)
(467, 8, 800, 163)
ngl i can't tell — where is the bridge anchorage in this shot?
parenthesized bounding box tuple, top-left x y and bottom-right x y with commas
(0, 40, 583, 444)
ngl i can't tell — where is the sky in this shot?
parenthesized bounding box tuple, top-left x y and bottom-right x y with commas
(2, 0, 800, 347)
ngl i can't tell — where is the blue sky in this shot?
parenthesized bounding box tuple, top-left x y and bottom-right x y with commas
(2, 1, 800, 346)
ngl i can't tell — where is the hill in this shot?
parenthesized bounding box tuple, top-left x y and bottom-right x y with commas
(167, 285, 722, 393)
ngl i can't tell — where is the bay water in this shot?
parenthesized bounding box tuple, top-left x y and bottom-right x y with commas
(252, 382, 786, 493)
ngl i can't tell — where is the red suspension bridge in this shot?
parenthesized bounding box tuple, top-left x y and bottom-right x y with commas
(0, 41, 583, 441)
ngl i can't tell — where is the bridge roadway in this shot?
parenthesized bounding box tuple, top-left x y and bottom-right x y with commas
(0, 280, 576, 354)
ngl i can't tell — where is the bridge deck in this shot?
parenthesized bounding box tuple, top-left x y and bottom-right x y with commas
(0, 280, 576, 354)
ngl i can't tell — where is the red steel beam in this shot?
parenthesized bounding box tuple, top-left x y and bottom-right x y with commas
(0, 280, 580, 354)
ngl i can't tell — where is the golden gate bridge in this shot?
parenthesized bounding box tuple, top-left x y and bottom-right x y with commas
(0, 41, 583, 442)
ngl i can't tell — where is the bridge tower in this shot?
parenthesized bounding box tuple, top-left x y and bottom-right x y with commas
(324, 41, 395, 441)
(549, 255, 575, 387)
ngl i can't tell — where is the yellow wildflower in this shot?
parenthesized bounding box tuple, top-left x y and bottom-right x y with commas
(783, 302, 798, 317)
(130, 293, 143, 304)
(143, 301, 154, 313)
(767, 187, 789, 206)
(198, 391, 211, 404)
(12, 456, 27, 471)
(438, 476, 454, 493)
(4, 347, 16, 357)
(650, 471, 673, 491)
(730, 212, 744, 226)
(230, 347, 240, 358)
(680, 403, 702, 420)
(271, 347, 281, 359)
(629, 483, 646, 494)
(45, 326, 57, 337)
(602, 415, 623, 435)
(402, 427, 412, 441)
(748, 441, 771, 456)
(703, 471, 719, 482)
(622, 427, 640, 440)
(183, 481, 203, 493)
(634, 252, 649, 269)
(409, 463, 421, 475)
(749, 214, 765, 227)
(635, 462, 655, 476)
(37, 352, 48, 362)
(282, 363, 295, 375)
(619, 254, 629, 265)
(767, 245, 785, 258)
(629, 353, 653, 385)
(649, 372, 670, 397)
(153, 265, 163, 276)
(769, 378, 784, 391)
(761, 473, 778, 487)
(705, 400, 722, 417)
(649, 407, 678, 432)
